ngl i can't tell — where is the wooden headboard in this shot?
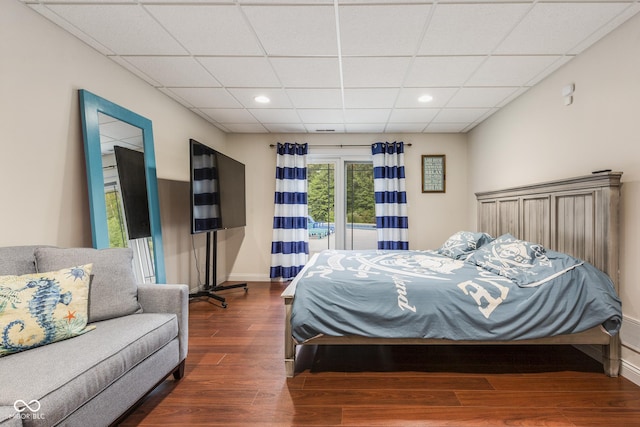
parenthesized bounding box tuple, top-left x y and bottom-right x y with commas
(475, 172, 623, 293)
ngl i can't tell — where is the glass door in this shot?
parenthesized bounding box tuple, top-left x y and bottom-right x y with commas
(307, 158, 376, 256)
(345, 162, 376, 250)
(307, 163, 335, 255)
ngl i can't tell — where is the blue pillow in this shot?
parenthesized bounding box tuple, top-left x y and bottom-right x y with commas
(436, 231, 493, 260)
(466, 234, 583, 287)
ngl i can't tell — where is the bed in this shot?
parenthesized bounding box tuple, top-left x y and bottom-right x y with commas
(281, 172, 623, 377)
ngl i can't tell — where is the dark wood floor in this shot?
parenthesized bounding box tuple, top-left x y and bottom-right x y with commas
(120, 281, 640, 426)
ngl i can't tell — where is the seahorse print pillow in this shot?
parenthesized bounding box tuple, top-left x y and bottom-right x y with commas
(0, 264, 95, 356)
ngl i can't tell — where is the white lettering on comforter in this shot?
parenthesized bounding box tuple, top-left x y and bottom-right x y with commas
(393, 276, 416, 313)
(457, 271, 511, 319)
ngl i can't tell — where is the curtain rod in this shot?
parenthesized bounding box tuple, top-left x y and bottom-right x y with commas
(269, 143, 412, 148)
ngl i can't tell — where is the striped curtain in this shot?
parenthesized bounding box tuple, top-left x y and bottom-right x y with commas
(372, 141, 409, 250)
(270, 143, 309, 280)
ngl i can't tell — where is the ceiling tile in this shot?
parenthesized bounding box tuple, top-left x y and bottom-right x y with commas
(341, 0, 432, 3)
(343, 88, 399, 109)
(297, 109, 344, 123)
(419, 3, 530, 55)
(35, 0, 138, 3)
(342, 57, 412, 88)
(424, 123, 469, 133)
(395, 88, 458, 108)
(197, 109, 259, 124)
(388, 109, 439, 123)
(436, 0, 523, 3)
(242, 5, 337, 56)
(227, 88, 293, 109)
(249, 109, 301, 124)
(446, 87, 520, 108)
(222, 123, 269, 133)
(344, 109, 391, 124)
(307, 124, 346, 133)
(141, 0, 231, 3)
(385, 123, 427, 133)
(339, 4, 432, 56)
(270, 58, 341, 88)
(197, 57, 280, 87)
(466, 56, 562, 87)
(286, 89, 343, 109)
(121, 56, 221, 87)
(345, 123, 386, 133)
(164, 88, 242, 108)
(405, 56, 485, 87)
(238, 0, 334, 3)
(495, 2, 630, 55)
(43, 4, 187, 55)
(145, 5, 263, 55)
(433, 108, 490, 123)
(263, 123, 308, 133)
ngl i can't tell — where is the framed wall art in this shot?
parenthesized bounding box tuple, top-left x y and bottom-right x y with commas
(422, 155, 446, 193)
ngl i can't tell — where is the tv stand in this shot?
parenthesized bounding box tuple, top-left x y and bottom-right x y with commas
(189, 230, 247, 308)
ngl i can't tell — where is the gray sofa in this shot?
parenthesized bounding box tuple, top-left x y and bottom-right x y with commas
(0, 246, 188, 427)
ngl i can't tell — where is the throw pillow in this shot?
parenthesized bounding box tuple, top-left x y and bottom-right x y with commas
(436, 231, 493, 260)
(0, 264, 95, 357)
(34, 247, 142, 323)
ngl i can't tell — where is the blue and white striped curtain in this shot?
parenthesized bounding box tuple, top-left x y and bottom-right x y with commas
(270, 143, 309, 280)
(372, 141, 409, 250)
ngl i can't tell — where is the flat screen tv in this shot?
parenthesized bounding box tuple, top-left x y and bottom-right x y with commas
(190, 139, 246, 234)
(114, 145, 151, 239)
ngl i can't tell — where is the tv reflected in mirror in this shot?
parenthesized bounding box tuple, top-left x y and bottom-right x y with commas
(114, 146, 151, 240)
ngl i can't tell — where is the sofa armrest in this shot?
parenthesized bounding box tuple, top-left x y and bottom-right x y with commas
(137, 284, 189, 362)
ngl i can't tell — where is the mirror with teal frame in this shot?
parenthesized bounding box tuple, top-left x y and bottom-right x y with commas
(79, 89, 166, 283)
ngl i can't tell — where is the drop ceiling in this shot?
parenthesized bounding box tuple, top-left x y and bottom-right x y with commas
(22, 0, 640, 134)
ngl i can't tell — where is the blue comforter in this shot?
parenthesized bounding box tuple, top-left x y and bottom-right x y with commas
(290, 250, 621, 343)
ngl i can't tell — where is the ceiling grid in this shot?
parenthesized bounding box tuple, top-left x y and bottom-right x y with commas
(21, 0, 640, 134)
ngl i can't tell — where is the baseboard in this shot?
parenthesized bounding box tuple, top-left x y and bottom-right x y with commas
(574, 315, 640, 386)
(621, 315, 640, 354)
(226, 273, 271, 282)
(621, 359, 640, 386)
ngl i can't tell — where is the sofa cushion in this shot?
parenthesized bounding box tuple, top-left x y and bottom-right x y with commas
(34, 247, 142, 322)
(0, 313, 178, 426)
(0, 246, 40, 276)
(0, 264, 94, 357)
(0, 406, 21, 427)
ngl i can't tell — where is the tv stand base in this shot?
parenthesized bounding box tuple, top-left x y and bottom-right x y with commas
(189, 282, 248, 308)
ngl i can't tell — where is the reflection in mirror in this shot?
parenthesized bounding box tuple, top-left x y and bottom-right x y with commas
(79, 90, 166, 283)
(99, 113, 155, 283)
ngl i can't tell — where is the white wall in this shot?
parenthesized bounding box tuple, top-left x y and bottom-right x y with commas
(226, 132, 469, 281)
(1, 0, 226, 285)
(468, 13, 640, 379)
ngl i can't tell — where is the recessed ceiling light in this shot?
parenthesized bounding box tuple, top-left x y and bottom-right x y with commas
(418, 94, 434, 103)
(254, 95, 270, 104)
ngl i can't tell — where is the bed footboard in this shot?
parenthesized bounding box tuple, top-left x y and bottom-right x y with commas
(282, 284, 297, 378)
